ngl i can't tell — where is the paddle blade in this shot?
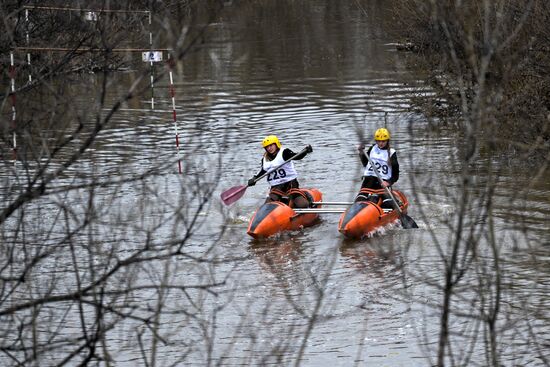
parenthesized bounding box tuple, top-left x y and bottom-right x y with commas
(221, 185, 248, 205)
(400, 214, 419, 229)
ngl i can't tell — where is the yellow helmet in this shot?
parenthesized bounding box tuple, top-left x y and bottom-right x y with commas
(262, 135, 281, 149)
(374, 128, 390, 141)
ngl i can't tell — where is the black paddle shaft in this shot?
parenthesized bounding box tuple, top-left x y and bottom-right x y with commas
(362, 150, 418, 229)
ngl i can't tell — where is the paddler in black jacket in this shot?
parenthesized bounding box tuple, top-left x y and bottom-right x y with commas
(356, 128, 400, 204)
(248, 135, 313, 208)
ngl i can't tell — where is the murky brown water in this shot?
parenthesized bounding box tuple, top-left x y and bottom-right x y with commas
(1, 1, 549, 366)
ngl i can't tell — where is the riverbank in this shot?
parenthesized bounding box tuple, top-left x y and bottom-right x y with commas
(390, 0, 549, 162)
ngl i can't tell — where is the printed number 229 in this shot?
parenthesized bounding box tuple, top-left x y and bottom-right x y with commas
(369, 162, 389, 175)
(267, 169, 287, 181)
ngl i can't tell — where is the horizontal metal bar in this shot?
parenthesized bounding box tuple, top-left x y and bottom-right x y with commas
(13, 47, 172, 52)
(314, 201, 397, 213)
(294, 207, 395, 214)
(293, 208, 347, 214)
(312, 201, 353, 205)
(22, 5, 150, 14)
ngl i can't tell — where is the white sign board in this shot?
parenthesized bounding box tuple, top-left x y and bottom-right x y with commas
(84, 11, 98, 21)
(142, 51, 163, 62)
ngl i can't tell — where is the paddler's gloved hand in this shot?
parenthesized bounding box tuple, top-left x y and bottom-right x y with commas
(247, 177, 256, 186)
(305, 144, 313, 153)
(357, 144, 365, 153)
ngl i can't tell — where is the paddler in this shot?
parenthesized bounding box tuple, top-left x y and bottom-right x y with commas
(355, 128, 400, 204)
(248, 135, 313, 208)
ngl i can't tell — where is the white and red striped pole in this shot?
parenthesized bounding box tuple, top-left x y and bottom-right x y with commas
(9, 51, 17, 161)
(25, 9, 32, 82)
(168, 57, 182, 174)
(148, 10, 155, 109)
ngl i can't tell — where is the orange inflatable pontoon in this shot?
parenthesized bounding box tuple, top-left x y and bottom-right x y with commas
(338, 188, 409, 239)
(247, 188, 322, 238)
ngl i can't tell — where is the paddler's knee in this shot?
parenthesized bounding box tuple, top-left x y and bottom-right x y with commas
(367, 194, 380, 204)
(289, 188, 313, 208)
(355, 193, 381, 205)
(381, 198, 394, 209)
(291, 196, 309, 208)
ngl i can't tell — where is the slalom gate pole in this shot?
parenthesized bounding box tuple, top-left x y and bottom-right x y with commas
(148, 11, 155, 110)
(25, 9, 32, 82)
(168, 56, 182, 174)
(9, 52, 17, 161)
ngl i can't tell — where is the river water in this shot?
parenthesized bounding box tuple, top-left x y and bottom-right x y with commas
(1, 1, 549, 366)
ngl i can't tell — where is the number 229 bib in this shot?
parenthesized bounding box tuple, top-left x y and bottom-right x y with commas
(262, 148, 298, 186)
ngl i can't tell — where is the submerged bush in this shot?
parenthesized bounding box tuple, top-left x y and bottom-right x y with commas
(391, 0, 550, 160)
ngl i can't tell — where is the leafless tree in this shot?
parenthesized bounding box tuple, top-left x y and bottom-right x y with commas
(0, 1, 249, 365)
(390, 0, 550, 366)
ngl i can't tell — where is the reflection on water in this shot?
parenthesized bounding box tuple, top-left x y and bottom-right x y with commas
(340, 240, 400, 273)
(249, 237, 304, 273)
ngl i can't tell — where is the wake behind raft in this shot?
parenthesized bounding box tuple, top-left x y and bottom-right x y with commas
(246, 188, 413, 239)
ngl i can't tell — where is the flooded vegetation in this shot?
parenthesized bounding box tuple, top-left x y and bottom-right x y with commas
(1, 1, 549, 366)
(391, 0, 550, 158)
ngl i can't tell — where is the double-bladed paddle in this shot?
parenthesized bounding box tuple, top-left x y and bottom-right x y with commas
(363, 150, 419, 229)
(220, 147, 308, 206)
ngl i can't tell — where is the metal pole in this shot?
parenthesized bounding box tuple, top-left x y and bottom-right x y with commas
(9, 52, 17, 162)
(148, 11, 155, 110)
(25, 9, 32, 82)
(168, 56, 182, 174)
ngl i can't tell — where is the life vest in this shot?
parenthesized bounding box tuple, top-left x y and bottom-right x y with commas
(363, 144, 395, 181)
(262, 147, 298, 186)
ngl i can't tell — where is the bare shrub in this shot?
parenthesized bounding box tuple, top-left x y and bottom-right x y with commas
(392, 0, 550, 160)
